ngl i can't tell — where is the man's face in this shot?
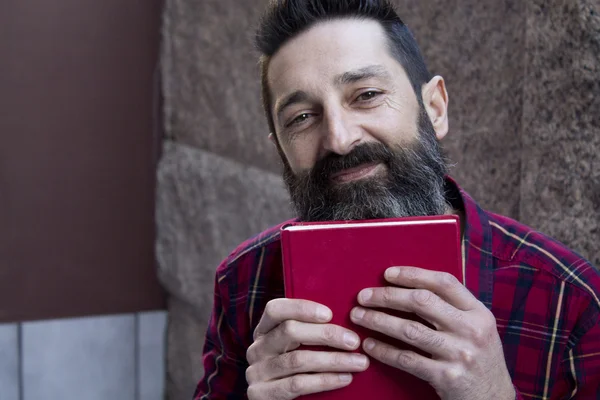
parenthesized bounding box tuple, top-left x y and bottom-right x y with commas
(267, 19, 450, 221)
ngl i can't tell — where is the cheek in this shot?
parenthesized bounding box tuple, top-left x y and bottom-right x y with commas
(360, 101, 419, 144)
(280, 136, 321, 173)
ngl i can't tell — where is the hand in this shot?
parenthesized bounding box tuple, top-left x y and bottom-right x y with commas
(350, 267, 515, 400)
(246, 298, 370, 400)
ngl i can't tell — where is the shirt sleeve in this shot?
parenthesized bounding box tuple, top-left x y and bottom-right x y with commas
(547, 303, 600, 399)
(193, 269, 250, 399)
(562, 316, 600, 399)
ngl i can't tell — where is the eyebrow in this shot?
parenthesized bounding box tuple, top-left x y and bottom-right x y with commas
(275, 91, 310, 124)
(334, 64, 392, 86)
(273, 64, 391, 125)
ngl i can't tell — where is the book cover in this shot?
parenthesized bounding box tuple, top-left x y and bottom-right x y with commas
(280, 215, 463, 399)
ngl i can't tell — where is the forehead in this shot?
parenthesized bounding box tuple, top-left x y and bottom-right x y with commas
(267, 19, 410, 98)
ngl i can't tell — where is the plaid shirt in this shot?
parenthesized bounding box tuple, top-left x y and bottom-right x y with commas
(193, 178, 600, 399)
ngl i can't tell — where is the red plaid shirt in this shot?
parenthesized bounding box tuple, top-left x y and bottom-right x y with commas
(194, 178, 600, 399)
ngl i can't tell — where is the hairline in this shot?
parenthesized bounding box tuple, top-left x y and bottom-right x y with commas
(259, 16, 423, 136)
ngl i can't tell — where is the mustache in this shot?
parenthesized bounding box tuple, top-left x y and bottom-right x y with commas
(311, 142, 394, 180)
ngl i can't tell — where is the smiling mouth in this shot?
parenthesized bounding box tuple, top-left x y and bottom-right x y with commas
(329, 162, 383, 183)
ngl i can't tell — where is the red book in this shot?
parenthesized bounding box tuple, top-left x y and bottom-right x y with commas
(281, 215, 463, 399)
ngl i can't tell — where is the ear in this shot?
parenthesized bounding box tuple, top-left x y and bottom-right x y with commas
(421, 76, 449, 141)
(268, 132, 277, 145)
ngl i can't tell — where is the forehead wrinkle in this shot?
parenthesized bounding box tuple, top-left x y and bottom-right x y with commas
(270, 64, 331, 119)
(334, 65, 392, 86)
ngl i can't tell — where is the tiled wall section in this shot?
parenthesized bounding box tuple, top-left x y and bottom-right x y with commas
(0, 324, 19, 400)
(0, 312, 166, 400)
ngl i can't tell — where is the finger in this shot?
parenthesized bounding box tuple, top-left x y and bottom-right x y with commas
(362, 338, 443, 385)
(254, 299, 332, 340)
(247, 321, 360, 364)
(384, 267, 479, 311)
(247, 373, 353, 400)
(350, 307, 454, 358)
(245, 350, 369, 384)
(357, 286, 465, 330)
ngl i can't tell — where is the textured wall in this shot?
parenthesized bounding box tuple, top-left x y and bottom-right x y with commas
(519, 0, 600, 266)
(157, 0, 600, 398)
(155, 143, 292, 398)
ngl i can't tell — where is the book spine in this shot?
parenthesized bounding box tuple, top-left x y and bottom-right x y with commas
(280, 230, 294, 298)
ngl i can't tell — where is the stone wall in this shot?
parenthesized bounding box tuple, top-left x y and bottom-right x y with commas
(156, 0, 600, 398)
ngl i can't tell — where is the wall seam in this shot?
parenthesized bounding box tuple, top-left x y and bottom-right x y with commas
(18, 323, 23, 400)
(135, 314, 140, 400)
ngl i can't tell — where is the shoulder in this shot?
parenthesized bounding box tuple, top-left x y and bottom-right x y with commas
(214, 219, 295, 283)
(486, 211, 599, 298)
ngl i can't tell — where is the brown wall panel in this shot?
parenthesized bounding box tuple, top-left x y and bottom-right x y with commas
(0, 0, 166, 322)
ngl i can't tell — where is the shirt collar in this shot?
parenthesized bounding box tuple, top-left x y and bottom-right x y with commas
(445, 176, 495, 309)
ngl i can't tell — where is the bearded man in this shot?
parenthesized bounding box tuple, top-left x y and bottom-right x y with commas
(193, 1, 600, 399)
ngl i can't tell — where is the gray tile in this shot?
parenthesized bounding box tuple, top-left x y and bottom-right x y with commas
(23, 314, 136, 400)
(138, 311, 167, 400)
(0, 324, 20, 400)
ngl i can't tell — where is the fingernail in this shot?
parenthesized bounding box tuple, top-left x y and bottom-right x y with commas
(359, 289, 372, 303)
(316, 306, 331, 321)
(351, 307, 365, 320)
(385, 267, 401, 279)
(364, 339, 375, 351)
(351, 354, 368, 367)
(339, 373, 352, 383)
(343, 332, 359, 347)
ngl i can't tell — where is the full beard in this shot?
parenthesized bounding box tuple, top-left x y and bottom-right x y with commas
(281, 112, 450, 222)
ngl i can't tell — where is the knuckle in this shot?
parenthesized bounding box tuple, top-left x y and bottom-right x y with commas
(321, 325, 337, 342)
(421, 329, 445, 349)
(404, 322, 423, 341)
(370, 312, 385, 328)
(458, 348, 475, 367)
(382, 287, 396, 305)
(267, 354, 285, 373)
(441, 366, 466, 388)
(319, 373, 340, 388)
(270, 385, 288, 400)
(284, 351, 304, 370)
(440, 272, 460, 287)
(448, 308, 464, 324)
(280, 320, 298, 337)
(288, 375, 304, 394)
(412, 289, 435, 307)
(245, 365, 257, 385)
(430, 334, 446, 349)
(264, 300, 280, 318)
(247, 385, 260, 400)
(395, 351, 414, 368)
(377, 346, 396, 364)
(470, 325, 487, 344)
(397, 353, 431, 381)
(483, 309, 498, 327)
(331, 352, 345, 368)
(246, 343, 259, 365)
(469, 320, 494, 346)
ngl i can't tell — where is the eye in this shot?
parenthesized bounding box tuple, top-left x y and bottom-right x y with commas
(356, 91, 381, 102)
(286, 113, 312, 127)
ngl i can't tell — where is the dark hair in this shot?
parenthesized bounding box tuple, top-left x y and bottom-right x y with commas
(255, 0, 432, 135)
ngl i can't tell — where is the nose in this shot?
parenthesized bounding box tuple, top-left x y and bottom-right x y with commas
(321, 108, 362, 155)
